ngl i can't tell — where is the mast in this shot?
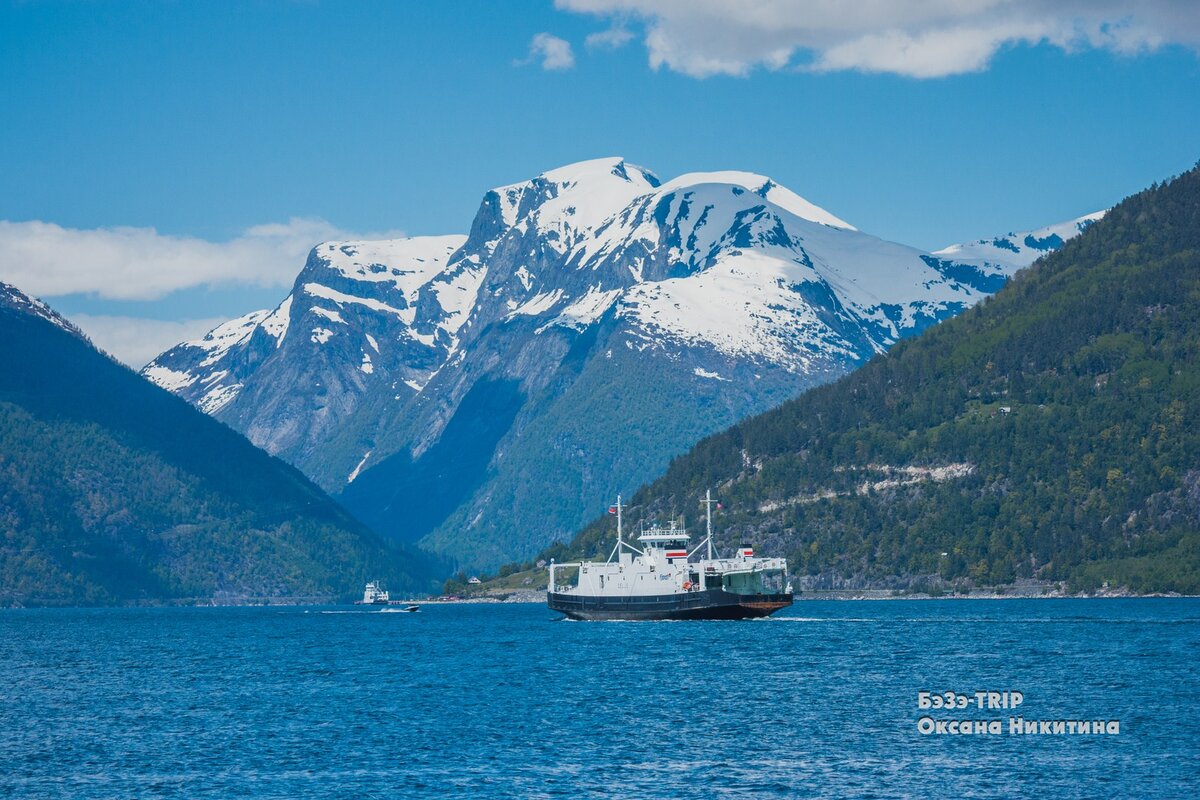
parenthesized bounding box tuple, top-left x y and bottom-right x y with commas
(616, 495, 623, 551)
(606, 495, 625, 563)
(704, 489, 715, 560)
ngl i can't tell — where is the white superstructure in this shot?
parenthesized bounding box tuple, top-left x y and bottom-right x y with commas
(360, 580, 390, 604)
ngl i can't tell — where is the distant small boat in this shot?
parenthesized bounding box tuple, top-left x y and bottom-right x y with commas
(356, 580, 391, 605)
(356, 582, 421, 611)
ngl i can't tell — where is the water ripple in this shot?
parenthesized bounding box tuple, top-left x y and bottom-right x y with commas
(0, 598, 1196, 798)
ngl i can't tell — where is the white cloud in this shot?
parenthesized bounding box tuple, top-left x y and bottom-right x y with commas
(557, 0, 1200, 78)
(71, 314, 232, 368)
(0, 217, 404, 301)
(586, 26, 635, 50)
(523, 32, 577, 70)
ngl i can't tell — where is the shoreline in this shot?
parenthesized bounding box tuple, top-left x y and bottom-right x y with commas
(430, 588, 1197, 605)
(1, 590, 1195, 610)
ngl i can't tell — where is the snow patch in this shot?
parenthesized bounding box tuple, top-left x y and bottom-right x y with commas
(187, 310, 270, 368)
(311, 306, 345, 324)
(622, 250, 851, 370)
(347, 450, 372, 484)
(508, 288, 564, 319)
(539, 286, 620, 332)
(693, 367, 729, 381)
(261, 296, 292, 347)
(303, 283, 410, 322)
(408, 329, 436, 347)
(198, 382, 242, 414)
(142, 364, 196, 392)
(515, 265, 534, 291)
(428, 260, 486, 340)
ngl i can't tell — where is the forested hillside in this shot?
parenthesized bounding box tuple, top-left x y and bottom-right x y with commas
(555, 164, 1200, 594)
(0, 285, 442, 605)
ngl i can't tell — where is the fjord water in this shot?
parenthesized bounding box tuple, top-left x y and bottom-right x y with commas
(1, 600, 1196, 799)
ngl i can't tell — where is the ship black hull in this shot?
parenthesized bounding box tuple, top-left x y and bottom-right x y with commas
(547, 588, 793, 621)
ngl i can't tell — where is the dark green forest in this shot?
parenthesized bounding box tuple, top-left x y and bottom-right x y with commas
(551, 163, 1200, 595)
(0, 290, 443, 605)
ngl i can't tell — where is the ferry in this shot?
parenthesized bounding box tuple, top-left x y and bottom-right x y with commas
(547, 491, 793, 620)
(358, 580, 390, 605)
(356, 580, 420, 611)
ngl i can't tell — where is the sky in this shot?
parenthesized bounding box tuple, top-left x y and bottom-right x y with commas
(1, 0, 1198, 366)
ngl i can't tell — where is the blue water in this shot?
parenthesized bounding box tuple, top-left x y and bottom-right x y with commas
(1, 599, 1197, 799)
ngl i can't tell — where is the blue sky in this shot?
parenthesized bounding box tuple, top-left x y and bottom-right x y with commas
(1, 1, 1198, 364)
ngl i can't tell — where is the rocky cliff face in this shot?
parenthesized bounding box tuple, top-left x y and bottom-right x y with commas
(145, 157, 1100, 568)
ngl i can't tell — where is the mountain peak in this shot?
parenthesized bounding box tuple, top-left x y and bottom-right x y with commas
(0, 281, 86, 340)
(658, 171, 856, 231)
(540, 156, 660, 188)
(486, 157, 661, 234)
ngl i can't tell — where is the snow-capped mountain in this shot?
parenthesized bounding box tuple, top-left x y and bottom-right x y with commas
(921, 211, 1106, 292)
(146, 234, 469, 458)
(145, 158, 1100, 568)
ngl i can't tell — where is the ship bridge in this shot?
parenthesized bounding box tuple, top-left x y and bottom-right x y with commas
(639, 522, 691, 565)
(637, 525, 689, 545)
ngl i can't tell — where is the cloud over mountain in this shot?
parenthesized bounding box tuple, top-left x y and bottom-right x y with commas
(70, 314, 230, 369)
(0, 218, 403, 301)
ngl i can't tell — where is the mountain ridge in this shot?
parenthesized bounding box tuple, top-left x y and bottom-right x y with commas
(144, 157, 1102, 569)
